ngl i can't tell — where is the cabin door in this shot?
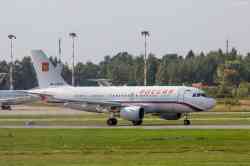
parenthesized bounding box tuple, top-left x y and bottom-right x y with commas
(179, 89, 192, 103)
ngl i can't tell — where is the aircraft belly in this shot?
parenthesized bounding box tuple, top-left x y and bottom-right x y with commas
(123, 102, 193, 113)
(154, 103, 193, 113)
(171, 103, 194, 113)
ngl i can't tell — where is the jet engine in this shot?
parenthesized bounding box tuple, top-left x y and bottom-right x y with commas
(160, 113, 182, 120)
(120, 106, 144, 121)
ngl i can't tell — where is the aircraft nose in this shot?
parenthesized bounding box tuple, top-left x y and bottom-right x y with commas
(207, 98, 216, 110)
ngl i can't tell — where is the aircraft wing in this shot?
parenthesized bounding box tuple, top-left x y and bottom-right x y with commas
(29, 91, 124, 112)
(51, 97, 123, 113)
(30, 92, 123, 107)
(55, 97, 122, 107)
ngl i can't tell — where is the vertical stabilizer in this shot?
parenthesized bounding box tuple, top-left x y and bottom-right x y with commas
(30, 50, 68, 88)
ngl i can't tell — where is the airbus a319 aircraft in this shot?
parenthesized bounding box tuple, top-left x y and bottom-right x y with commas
(29, 50, 216, 126)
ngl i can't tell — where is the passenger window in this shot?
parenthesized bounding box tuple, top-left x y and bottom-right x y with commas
(192, 94, 197, 97)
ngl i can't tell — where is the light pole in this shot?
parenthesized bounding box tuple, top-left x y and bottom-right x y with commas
(69, 33, 77, 86)
(8, 34, 16, 90)
(141, 30, 150, 86)
(58, 38, 62, 63)
(226, 39, 229, 56)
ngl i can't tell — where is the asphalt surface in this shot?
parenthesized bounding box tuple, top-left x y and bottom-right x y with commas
(1, 125, 250, 129)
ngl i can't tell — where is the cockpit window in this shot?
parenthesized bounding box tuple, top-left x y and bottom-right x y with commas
(200, 93, 207, 97)
(193, 93, 206, 97)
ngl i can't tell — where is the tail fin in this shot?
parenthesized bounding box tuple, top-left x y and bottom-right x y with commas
(30, 50, 68, 88)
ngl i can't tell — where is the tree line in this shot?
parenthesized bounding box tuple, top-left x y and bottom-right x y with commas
(1, 48, 250, 98)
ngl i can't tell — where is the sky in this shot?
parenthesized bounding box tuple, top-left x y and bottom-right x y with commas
(0, 0, 250, 64)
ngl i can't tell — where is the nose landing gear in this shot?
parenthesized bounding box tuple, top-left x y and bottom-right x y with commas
(184, 119, 191, 125)
(184, 113, 191, 125)
(132, 120, 143, 126)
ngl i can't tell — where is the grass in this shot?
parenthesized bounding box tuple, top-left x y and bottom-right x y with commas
(213, 104, 250, 112)
(1, 104, 250, 165)
(0, 129, 250, 166)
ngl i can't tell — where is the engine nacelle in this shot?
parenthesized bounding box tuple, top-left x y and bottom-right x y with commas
(120, 106, 144, 121)
(160, 113, 182, 120)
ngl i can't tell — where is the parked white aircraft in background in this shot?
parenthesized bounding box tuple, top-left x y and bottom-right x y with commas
(0, 90, 39, 110)
(29, 50, 216, 126)
(0, 71, 39, 110)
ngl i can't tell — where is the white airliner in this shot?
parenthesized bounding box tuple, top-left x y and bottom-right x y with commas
(29, 50, 216, 126)
(0, 90, 39, 110)
(0, 70, 39, 110)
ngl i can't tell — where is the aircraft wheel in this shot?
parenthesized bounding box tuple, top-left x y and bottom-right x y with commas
(132, 120, 143, 126)
(7, 106, 12, 110)
(184, 120, 191, 125)
(107, 118, 118, 126)
(1, 105, 11, 110)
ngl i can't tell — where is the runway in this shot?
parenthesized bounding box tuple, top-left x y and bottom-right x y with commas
(1, 105, 250, 129)
(1, 125, 250, 129)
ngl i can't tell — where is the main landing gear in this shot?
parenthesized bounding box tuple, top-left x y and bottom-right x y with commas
(1, 105, 12, 110)
(107, 111, 118, 126)
(107, 118, 118, 126)
(107, 118, 143, 126)
(106, 110, 144, 126)
(184, 113, 191, 125)
(106, 118, 144, 126)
